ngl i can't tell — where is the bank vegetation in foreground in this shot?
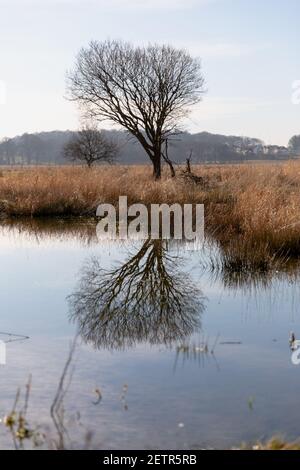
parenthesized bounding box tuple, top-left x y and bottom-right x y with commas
(1, 162, 300, 263)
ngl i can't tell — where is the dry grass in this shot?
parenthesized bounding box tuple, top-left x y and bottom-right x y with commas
(241, 436, 300, 450)
(1, 162, 300, 260)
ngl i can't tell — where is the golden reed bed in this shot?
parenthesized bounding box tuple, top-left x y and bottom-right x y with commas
(0, 162, 300, 262)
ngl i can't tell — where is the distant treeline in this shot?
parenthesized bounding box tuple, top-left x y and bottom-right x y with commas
(0, 130, 298, 165)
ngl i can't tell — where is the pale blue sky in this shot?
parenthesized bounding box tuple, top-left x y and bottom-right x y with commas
(0, 0, 299, 145)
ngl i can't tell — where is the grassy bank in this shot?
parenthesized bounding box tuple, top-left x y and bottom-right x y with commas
(1, 163, 300, 261)
(240, 437, 300, 450)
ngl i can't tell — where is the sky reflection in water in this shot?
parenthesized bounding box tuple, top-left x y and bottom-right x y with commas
(0, 221, 300, 449)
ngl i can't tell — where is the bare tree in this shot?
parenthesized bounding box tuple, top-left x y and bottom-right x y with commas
(67, 40, 204, 179)
(69, 239, 205, 349)
(63, 126, 117, 167)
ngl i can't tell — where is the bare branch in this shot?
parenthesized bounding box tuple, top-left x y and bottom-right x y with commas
(63, 124, 118, 167)
(67, 40, 205, 178)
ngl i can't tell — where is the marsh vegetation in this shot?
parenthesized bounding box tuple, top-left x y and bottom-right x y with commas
(1, 161, 300, 265)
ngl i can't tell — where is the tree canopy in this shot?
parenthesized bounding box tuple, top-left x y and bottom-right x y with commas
(67, 39, 205, 178)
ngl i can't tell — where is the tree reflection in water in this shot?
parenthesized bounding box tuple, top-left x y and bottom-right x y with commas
(69, 239, 205, 349)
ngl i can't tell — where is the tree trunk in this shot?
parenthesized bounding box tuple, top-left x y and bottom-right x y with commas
(163, 139, 176, 177)
(165, 159, 176, 177)
(152, 151, 162, 180)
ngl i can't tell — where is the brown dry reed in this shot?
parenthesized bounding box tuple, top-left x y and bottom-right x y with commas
(1, 162, 300, 264)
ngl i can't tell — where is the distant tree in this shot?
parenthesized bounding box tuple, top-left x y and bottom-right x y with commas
(0, 137, 16, 164)
(63, 126, 117, 167)
(67, 39, 204, 179)
(18, 133, 44, 164)
(288, 135, 300, 155)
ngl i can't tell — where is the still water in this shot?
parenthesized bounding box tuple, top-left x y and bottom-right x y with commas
(0, 221, 300, 449)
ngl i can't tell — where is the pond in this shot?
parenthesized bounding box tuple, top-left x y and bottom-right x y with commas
(0, 220, 300, 449)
